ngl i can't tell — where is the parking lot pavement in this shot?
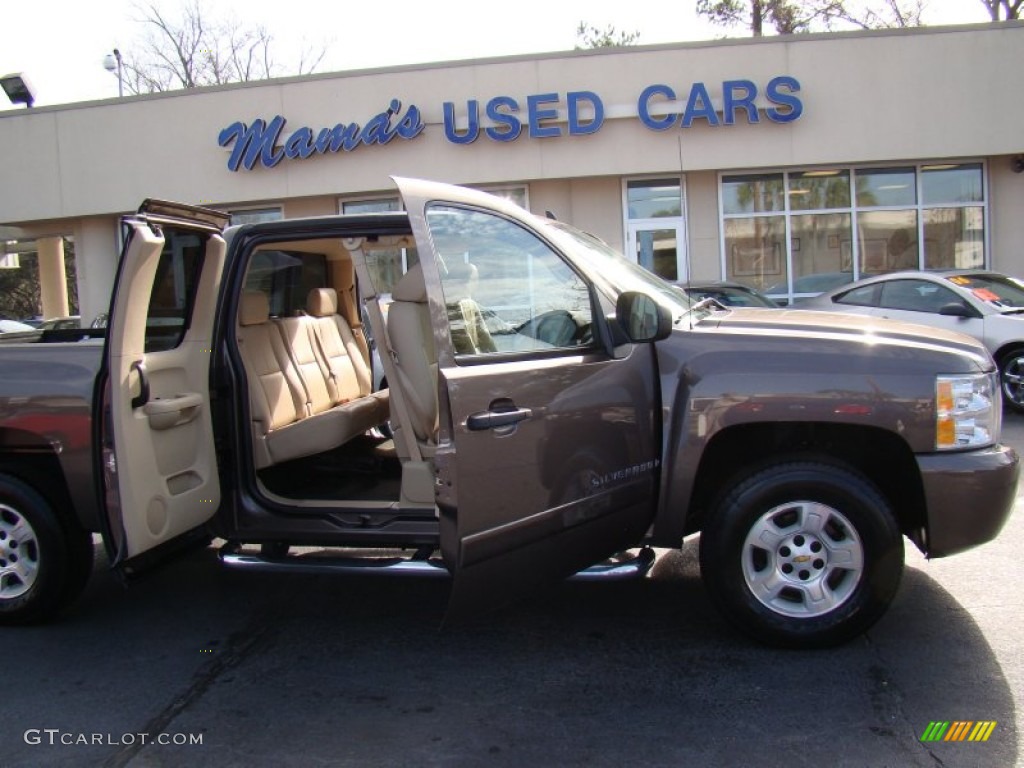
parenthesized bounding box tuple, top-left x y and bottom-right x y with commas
(2, 418, 1023, 767)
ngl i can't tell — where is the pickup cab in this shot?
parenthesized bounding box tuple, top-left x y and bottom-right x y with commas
(0, 179, 1017, 647)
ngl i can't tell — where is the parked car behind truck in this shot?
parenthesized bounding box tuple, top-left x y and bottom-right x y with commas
(0, 180, 1017, 648)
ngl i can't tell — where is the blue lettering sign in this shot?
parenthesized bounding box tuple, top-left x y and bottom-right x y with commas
(444, 100, 480, 144)
(219, 101, 425, 171)
(567, 91, 604, 135)
(527, 93, 562, 138)
(681, 82, 720, 127)
(637, 84, 678, 130)
(485, 96, 522, 142)
(722, 80, 759, 125)
(765, 76, 802, 122)
(219, 116, 286, 171)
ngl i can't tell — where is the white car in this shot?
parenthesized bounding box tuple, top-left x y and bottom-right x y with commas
(801, 270, 1024, 411)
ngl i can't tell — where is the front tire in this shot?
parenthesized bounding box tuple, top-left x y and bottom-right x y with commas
(699, 461, 903, 649)
(0, 476, 93, 625)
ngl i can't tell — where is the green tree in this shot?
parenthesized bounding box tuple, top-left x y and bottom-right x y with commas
(979, 0, 1022, 19)
(575, 21, 641, 49)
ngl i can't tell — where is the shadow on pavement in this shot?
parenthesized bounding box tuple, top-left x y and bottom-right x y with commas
(0, 538, 1016, 767)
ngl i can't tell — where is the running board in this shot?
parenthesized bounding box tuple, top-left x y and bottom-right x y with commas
(219, 545, 656, 582)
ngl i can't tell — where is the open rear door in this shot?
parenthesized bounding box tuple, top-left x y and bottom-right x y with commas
(394, 178, 661, 615)
(97, 201, 229, 567)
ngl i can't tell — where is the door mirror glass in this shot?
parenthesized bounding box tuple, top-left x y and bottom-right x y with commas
(617, 292, 671, 343)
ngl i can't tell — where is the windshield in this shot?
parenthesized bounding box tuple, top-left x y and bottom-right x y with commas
(946, 273, 1024, 309)
(544, 221, 692, 318)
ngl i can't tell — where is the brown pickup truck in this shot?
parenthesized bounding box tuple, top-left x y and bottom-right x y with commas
(0, 179, 1017, 647)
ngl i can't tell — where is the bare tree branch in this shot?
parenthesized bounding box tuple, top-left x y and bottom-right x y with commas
(121, 0, 326, 94)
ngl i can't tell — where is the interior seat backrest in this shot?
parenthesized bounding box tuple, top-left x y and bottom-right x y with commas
(274, 314, 333, 416)
(306, 287, 369, 400)
(236, 290, 305, 431)
(387, 264, 438, 443)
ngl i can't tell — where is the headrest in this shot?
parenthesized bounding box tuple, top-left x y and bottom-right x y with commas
(307, 287, 338, 318)
(240, 291, 270, 326)
(393, 263, 427, 303)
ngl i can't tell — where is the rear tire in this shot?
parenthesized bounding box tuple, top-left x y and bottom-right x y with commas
(699, 461, 903, 649)
(0, 476, 93, 625)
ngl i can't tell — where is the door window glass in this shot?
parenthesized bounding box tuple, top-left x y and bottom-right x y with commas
(633, 228, 679, 281)
(426, 206, 595, 356)
(143, 227, 205, 352)
(878, 279, 959, 313)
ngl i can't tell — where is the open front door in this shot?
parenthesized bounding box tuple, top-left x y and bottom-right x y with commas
(395, 178, 661, 615)
(98, 202, 229, 566)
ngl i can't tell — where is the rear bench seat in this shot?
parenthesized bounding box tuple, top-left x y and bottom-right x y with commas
(237, 288, 388, 469)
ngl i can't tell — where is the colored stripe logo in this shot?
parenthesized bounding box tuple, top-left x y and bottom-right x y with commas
(921, 721, 997, 742)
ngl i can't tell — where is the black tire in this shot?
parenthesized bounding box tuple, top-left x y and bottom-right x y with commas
(0, 475, 93, 625)
(699, 461, 903, 649)
(998, 348, 1024, 414)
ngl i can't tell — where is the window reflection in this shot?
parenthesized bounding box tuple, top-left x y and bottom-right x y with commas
(722, 174, 785, 214)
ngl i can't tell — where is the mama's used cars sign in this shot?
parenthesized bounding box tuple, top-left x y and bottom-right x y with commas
(217, 76, 802, 172)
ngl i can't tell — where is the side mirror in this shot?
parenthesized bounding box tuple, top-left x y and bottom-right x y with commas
(938, 301, 974, 318)
(616, 291, 672, 343)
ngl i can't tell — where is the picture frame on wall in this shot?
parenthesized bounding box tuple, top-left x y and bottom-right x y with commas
(732, 242, 782, 276)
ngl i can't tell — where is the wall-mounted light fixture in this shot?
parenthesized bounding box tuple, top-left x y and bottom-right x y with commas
(1, 73, 35, 108)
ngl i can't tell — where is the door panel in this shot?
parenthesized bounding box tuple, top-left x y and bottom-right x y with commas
(394, 178, 660, 614)
(103, 220, 225, 562)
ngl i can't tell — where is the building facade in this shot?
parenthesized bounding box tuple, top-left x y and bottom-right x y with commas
(1, 22, 1022, 322)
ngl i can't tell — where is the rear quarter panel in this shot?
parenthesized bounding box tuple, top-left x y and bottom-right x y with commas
(0, 341, 103, 530)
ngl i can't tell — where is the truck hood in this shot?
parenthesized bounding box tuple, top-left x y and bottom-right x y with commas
(692, 308, 992, 367)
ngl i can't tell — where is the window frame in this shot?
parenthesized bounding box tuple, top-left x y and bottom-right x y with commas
(717, 160, 990, 305)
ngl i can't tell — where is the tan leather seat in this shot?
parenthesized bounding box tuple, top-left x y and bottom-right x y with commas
(305, 288, 388, 425)
(238, 289, 386, 470)
(387, 264, 438, 446)
(236, 291, 312, 469)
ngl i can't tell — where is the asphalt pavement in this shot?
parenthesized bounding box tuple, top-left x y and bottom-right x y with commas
(2, 417, 1023, 767)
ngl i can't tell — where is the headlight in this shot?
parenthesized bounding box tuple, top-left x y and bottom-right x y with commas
(935, 373, 1000, 450)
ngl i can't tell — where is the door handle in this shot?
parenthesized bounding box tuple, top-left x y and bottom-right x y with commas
(466, 406, 532, 432)
(130, 360, 150, 409)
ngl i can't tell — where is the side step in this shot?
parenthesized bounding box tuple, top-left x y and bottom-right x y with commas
(219, 544, 657, 582)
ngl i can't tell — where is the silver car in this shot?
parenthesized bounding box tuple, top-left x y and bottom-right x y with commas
(801, 270, 1024, 411)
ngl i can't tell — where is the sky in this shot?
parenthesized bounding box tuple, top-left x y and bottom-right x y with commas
(0, 0, 992, 110)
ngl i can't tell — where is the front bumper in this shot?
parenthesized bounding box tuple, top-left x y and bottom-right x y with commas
(917, 443, 1019, 558)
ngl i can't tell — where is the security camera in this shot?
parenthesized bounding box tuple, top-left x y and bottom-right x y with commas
(1013, 156, 1024, 174)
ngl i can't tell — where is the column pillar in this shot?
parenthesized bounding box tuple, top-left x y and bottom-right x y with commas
(73, 217, 120, 326)
(37, 236, 70, 319)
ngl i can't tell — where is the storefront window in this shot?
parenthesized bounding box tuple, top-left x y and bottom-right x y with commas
(230, 207, 282, 225)
(722, 174, 785, 214)
(788, 170, 850, 211)
(856, 210, 919, 273)
(627, 179, 682, 218)
(790, 213, 852, 283)
(723, 217, 787, 293)
(720, 162, 987, 304)
(856, 168, 916, 207)
(923, 207, 985, 270)
(477, 185, 528, 209)
(922, 163, 984, 204)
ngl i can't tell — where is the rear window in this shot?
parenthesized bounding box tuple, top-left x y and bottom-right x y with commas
(244, 250, 327, 317)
